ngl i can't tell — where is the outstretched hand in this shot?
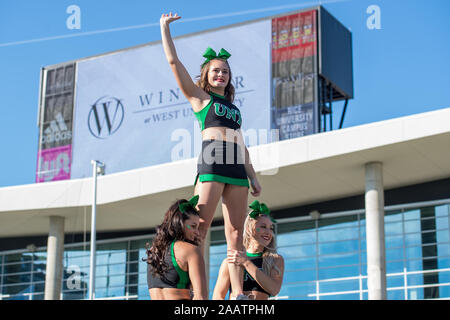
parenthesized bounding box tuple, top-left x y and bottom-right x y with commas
(160, 12, 181, 26)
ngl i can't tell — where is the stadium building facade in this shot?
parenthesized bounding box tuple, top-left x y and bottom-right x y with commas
(1, 107, 449, 300)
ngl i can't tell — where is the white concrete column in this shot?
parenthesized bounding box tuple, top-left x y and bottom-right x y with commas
(365, 162, 387, 300)
(44, 216, 65, 300)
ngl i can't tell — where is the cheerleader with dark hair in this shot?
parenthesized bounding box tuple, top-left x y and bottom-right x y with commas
(145, 196, 207, 300)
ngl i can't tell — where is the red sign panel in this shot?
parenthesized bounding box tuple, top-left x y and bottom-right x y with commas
(272, 10, 317, 63)
(271, 10, 318, 140)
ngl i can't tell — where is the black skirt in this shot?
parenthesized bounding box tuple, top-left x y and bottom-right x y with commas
(195, 139, 249, 187)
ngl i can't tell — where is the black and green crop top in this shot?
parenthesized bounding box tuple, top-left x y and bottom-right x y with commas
(147, 241, 190, 290)
(194, 92, 242, 131)
(228, 252, 271, 296)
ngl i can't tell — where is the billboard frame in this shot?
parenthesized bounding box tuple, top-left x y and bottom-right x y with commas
(38, 5, 353, 180)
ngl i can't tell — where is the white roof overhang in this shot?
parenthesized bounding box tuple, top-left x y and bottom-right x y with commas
(1, 108, 449, 237)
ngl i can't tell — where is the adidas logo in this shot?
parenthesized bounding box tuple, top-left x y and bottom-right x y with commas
(42, 112, 72, 144)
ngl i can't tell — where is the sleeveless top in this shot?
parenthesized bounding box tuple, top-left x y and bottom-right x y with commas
(147, 241, 190, 289)
(194, 92, 242, 131)
(229, 252, 271, 295)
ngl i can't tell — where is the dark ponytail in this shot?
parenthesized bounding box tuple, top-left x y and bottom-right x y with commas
(144, 199, 199, 277)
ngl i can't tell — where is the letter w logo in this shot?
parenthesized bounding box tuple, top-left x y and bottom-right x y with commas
(88, 96, 125, 139)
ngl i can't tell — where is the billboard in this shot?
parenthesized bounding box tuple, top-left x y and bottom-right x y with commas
(36, 64, 75, 182)
(271, 10, 318, 140)
(71, 20, 272, 179)
(36, 6, 353, 182)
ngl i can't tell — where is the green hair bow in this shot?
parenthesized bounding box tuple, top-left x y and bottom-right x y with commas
(248, 200, 276, 223)
(202, 47, 231, 67)
(179, 195, 199, 214)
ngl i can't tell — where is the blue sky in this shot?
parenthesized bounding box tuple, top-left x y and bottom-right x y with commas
(0, 0, 449, 188)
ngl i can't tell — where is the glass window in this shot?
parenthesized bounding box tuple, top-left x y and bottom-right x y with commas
(277, 219, 313, 234)
(95, 285, 125, 299)
(284, 268, 315, 283)
(96, 274, 126, 288)
(319, 239, 359, 255)
(435, 205, 449, 217)
(319, 278, 359, 293)
(274, 202, 449, 300)
(138, 284, 149, 300)
(282, 256, 315, 271)
(386, 247, 404, 262)
(278, 243, 316, 258)
(210, 243, 227, 256)
(386, 260, 405, 274)
(320, 292, 360, 300)
(97, 251, 126, 266)
(408, 288, 423, 300)
(438, 257, 450, 269)
(404, 220, 421, 233)
(386, 275, 404, 288)
(318, 227, 359, 242)
(405, 233, 422, 247)
(130, 239, 152, 250)
(318, 215, 358, 229)
(437, 243, 450, 257)
(406, 246, 423, 260)
(436, 222, 449, 243)
(438, 286, 450, 299)
(403, 209, 420, 221)
(407, 273, 424, 286)
(386, 235, 403, 249)
(209, 233, 227, 299)
(318, 265, 359, 279)
(438, 270, 450, 284)
(385, 210, 402, 223)
(360, 262, 368, 276)
(387, 289, 405, 300)
(406, 259, 423, 272)
(278, 282, 316, 300)
(277, 230, 316, 246)
(31, 293, 45, 300)
(360, 220, 366, 237)
(385, 222, 403, 237)
(319, 252, 359, 269)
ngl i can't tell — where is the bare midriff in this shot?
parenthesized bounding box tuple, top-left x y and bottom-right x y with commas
(149, 288, 191, 300)
(201, 127, 241, 144)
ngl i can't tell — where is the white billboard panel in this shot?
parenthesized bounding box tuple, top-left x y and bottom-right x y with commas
(72, 20, 271, 179)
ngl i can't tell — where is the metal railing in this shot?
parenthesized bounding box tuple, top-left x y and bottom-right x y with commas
(302, 267, 450, 300)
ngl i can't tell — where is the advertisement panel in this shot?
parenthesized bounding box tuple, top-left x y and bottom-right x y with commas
(36, 145, 71, 182)
(271, 10, 318, 140)
(36, 64, 75, 182)
(71, 20, 272, 179)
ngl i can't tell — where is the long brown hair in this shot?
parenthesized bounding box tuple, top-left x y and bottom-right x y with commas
(144, 199, 199, 277)
(195, 59, 235, 103)
(243, 215, 281, 277)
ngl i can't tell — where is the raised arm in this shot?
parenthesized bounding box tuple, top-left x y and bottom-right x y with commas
(160, 13, 209, 110)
